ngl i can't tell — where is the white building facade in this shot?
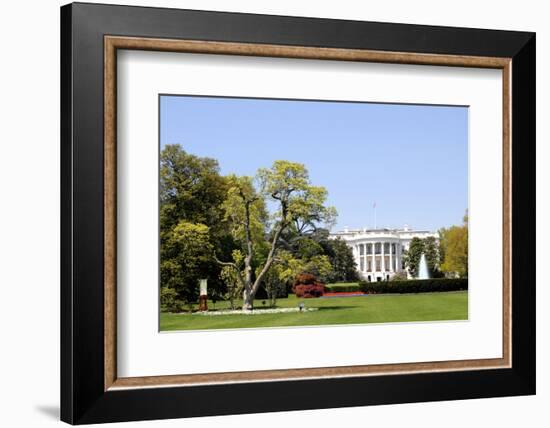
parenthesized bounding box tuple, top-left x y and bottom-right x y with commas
(330, 226, 437, 281)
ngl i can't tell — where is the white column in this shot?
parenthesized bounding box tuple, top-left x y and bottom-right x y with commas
(381, 241, 385, 272)
(389, 242, 393, 272)
(397, 244, 401, 272)
(395, 244, 400, 272)
(370, 242, 376, 272)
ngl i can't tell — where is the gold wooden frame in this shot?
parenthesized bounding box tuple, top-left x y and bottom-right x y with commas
(104, 36, 512, 391)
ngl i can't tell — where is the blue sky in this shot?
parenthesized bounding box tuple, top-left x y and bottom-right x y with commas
(160, 95, 468, 232)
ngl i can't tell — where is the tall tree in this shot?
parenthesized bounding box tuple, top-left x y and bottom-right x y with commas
(160, 221, 213, 302)
(160, 144, 228, 232)
(423, 236, 440, 275)
(403, 237, 424, 278)
(318, 236, 358, 282)
(160, 145, 234, 301)
(217, 160, 336, 310)
(440, 213, 468, 278)
(402, 236, 441, 278)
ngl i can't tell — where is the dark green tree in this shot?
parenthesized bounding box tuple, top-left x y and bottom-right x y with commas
(159, 145, 235, 302)
(320, 237, 358, 282)
(402, 236, 441, 278)
(160, 144, 228, 233)
(403, 237, 424, 278)
(423, 236, 441, 276)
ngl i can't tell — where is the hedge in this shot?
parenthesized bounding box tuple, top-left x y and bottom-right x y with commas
(359, 278, 468, 294)
(324, 284, 362, 293)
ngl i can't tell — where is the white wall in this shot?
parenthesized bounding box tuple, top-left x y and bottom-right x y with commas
(0, 1, 546, 427)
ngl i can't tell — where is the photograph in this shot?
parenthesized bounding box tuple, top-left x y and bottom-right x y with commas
(54, 2, 536, 424)
(159, 95, 469, 331)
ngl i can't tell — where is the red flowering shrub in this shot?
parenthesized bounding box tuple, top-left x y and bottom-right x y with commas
(292, 274, 326, 298)
(294, 273, 317, 286)
(294, 284, 325, 298)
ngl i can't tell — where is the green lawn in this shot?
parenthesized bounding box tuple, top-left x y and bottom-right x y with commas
(160, 291, 468, 331)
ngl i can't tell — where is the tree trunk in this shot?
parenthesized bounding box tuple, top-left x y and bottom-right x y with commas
(242, 288, 254, 311)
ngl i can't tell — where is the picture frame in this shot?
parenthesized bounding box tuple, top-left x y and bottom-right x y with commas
(61, 2, 535, 424)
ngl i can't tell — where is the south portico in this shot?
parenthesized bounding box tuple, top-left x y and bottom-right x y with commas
(330, 226, 437, 281)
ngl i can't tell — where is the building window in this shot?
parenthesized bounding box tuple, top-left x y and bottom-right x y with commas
(366, 243, 372, 255)
(376, 257, 381, 271)
(384, 243, 390, 254)
(392, 243, 396, 254)
(367, 260, 372, 272)
(375, 243, 381, 254)
(360, 258, 364, 271)
(359, 244, 364, 255)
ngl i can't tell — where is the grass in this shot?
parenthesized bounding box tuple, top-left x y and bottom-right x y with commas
(160, 291, 468, 331)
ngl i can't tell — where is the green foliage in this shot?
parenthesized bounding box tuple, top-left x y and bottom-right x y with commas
(440, 213, 468, 278)
(423, 236, 440, 274)
(321, 237, 358, 282)
(257, 160, 336, 230)
(219, 160, 336, 309)
(159, 147, 344, 310)
(160, 287, 178, 312)
(160, 145, 228, 233)
(219, 265, 242, 310)
(307, 255, 333, 282)
(261, 263, 287, 307)
(222, 175, 268, 247)
(390, 271, 408, 281)
(160, 221, 213, 302)
(402, 236, 441, 278)
(295, 238, 324, 260)
(274, 250, 333, 284)
(402, 237, 423, 278)
(359, 278, 468, 294)
(160, 145, 236, 301)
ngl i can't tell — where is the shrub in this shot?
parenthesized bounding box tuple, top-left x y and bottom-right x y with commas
(324, 284, 362, 293)
(390, 271, 408, 281)
(160, 287, 178, 312)
(294, 284, 326, 298)
(292, 273, 326, 298)
(294, 273, 317, 286)
(358, 278, 468, 294)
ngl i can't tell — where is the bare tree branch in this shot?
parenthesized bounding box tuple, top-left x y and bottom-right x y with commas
(213, 255, 237, 268)
(213, 255, 246, 289)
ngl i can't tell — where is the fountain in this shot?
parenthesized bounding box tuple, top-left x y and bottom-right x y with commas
(417, 254, 430, 279)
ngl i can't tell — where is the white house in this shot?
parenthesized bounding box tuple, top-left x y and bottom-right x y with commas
(330, 225, 437, 281)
